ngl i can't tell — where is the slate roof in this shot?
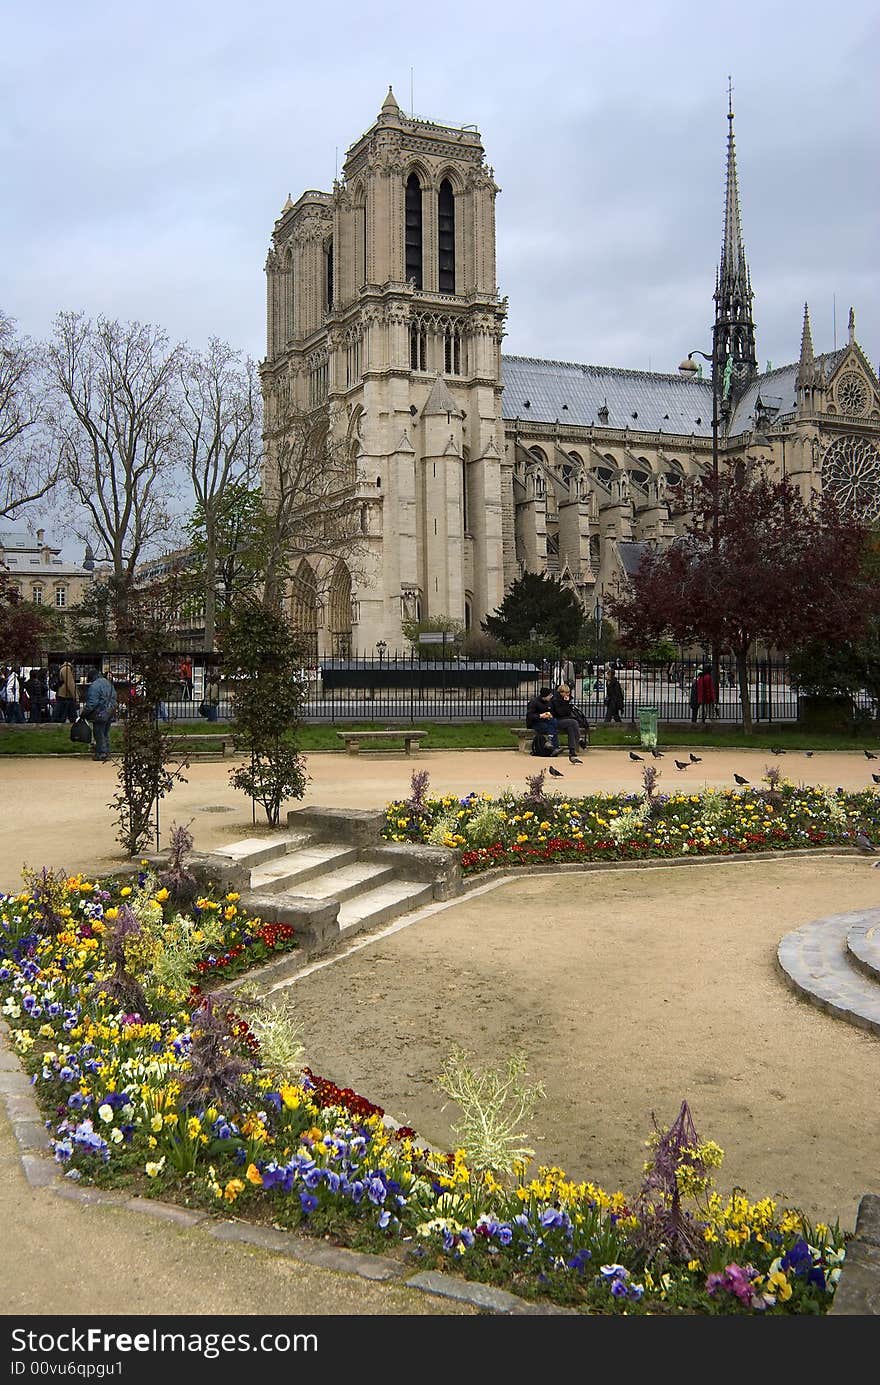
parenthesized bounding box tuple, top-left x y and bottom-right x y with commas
(501, 355, 713, 436)
(617, 540, 652, 577)
(728, 349, 847, 434)
(502, 347, 849, 441)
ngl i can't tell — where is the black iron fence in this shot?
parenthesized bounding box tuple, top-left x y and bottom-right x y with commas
(23, 650, 877, 726)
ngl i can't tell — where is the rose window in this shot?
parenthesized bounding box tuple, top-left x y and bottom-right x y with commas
(821, 435, 880, 522)
(836, 372, 869, 417)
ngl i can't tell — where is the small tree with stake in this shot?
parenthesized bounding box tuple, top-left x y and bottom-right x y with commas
(219, 596, 308, 827)
(111, 581, 188, 856)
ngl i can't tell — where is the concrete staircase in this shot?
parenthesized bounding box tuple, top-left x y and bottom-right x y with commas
(197, 807, 461, 969)
(777, 909, 880, 1037)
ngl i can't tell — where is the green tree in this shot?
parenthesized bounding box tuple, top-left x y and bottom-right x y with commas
(187, 482, 266, 622)
(482, 572, 586, 650)
(219, 598, 308, 827)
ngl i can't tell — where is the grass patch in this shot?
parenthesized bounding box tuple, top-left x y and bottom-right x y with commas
(2, 719, 878, 755)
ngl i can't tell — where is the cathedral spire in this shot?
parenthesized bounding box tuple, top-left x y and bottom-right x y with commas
(713, 79, 757, 390)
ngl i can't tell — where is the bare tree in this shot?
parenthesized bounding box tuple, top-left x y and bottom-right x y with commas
(0, 309, 59, 521)
(175, 340, 260, 650)
(260, 390, 367, 615)
(47, 312, 182, 613)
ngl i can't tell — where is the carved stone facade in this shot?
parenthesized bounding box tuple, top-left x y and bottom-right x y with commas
(262, 90, 880, 652)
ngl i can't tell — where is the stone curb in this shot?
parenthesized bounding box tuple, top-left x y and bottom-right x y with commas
(458, 846, 858, 893)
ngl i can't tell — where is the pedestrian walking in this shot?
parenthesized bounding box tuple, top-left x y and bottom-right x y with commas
(696, 666, 717, 724)
(604, 670, 624, 724)
(689, 670, 701, 725)
(52, 660, 79, 724)
(24, 668, 48, 723)
(82, 667, 118, 762)
(2, 667, 25, 723)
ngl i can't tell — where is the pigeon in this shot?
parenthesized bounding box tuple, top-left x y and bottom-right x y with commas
(548, 764, 564, 777)
(674, 759, 690, 771)
(853, 832, 876, 854)
(872, 773, 880, 785)
(805, 751, 814, 758)
(865, 750, 878, 760)
(733, 773, 749, 786)
(651, 749, 664, 759)
(770, 746, 785, 755)
(629, 751, 644, 762)
(689, 753, 702, 764)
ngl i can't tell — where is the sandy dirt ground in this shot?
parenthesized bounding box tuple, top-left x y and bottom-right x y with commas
(1, 749, 879, 1238)
(282, 858, 880, 1231)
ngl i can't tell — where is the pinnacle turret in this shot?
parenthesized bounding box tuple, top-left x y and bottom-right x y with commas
(797, 302, 815, 386)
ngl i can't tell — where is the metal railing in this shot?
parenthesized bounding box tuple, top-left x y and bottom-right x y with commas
(27, 650, 877, 726)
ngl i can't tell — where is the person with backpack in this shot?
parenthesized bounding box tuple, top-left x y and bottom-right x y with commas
(83, 667, 118, 762)
(525, 686, 562, 757)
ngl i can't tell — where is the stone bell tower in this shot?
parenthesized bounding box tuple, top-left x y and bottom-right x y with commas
(263, 88, 509, 651)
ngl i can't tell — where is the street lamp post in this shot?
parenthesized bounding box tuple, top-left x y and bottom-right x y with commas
(679, 345, 722, 703)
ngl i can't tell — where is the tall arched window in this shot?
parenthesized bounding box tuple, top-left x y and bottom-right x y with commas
(325, 238, 333, 310)
(438, 179, 455, 294)
(405, 174, 423, 289)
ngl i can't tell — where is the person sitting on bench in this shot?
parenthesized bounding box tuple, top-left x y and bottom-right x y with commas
(525, 687, 562, 757)
(550, 683, 584, 764)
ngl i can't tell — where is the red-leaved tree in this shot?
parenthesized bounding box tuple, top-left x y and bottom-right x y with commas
(607, 468, 880, 731)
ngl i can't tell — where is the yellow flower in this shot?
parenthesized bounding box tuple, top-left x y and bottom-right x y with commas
(223, 1178, 245, 1202)
(120, 887, 132, 897)
(687, 1259, 702, 1272)
(767, 1270, 792, 1302)
(225, 892, 240, 902)
(145, 1157, 166, 1178)
(246, 1163, 263, 1186)
(154, 887, 169, 903)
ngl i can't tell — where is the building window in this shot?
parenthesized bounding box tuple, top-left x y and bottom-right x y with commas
(325, 238, 334, 311)
(405, 173, 423, 289)
(444, 325, 463, 375)
(55, 586, 67, 608)
(31, 585, 43, 605)
(438, 179, 455, 294)
(410, 322, 427, 371)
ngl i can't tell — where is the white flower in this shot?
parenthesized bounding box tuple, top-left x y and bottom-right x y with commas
(97, 1103, 114, 1123)
(109, 1127, 124, 1144)
(145, 1156, 166, 1178)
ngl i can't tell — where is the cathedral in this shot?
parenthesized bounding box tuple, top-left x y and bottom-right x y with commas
(260, 88, 880, 655)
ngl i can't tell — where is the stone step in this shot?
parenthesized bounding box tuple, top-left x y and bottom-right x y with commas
(249, 844, 359, 893)
(336, 879, 435, 934)
(289, 860, 397, 904)
(210, 831, 314, 870)
(777, 910, 880, 1037)
(846, 916, 880, 984)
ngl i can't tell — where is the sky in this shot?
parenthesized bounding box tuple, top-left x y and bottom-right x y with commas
(3, 0, 878, 399)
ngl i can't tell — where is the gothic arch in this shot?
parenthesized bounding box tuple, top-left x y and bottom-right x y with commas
(289, 561, 319, 658)
(328, 561, 353, 656)
(432, 164, 466, 194)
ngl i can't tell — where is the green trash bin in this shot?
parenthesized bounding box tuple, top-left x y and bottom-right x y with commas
(638, 706, 659, 748)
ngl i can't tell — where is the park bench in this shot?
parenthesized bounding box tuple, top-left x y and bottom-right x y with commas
(510, 724, 590, 754)
(336, 729, 427, 756)
(170, 733, 235, 760)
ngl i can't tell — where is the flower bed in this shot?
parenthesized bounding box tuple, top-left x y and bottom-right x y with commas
(382, 773, 880, 875)
(0, 863, 849, 1314)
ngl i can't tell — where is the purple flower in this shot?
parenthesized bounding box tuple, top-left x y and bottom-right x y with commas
(497, 1224, 513, 1246)
(378, 1209, 391, 1229)
(366, 1175, 387, 1206)
(299, 1192, 318, 1215)
(611, 1278, 629, 1297)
